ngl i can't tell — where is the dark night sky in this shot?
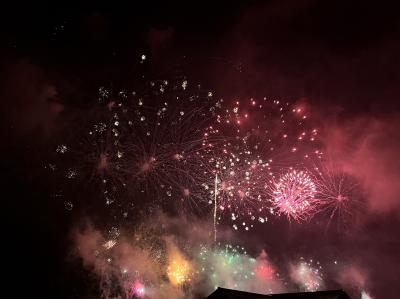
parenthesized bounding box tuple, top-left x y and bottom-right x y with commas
(1, 1, 400, 298)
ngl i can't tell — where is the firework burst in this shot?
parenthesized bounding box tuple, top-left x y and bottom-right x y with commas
(202, 98, 322, 231)
(269, 169, 319, 222)
(312, 161, 366, 231)
(110, 80, 216, 211)
(50, 53, 325, 235)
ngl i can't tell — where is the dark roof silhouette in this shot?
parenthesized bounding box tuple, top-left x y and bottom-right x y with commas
(206, 288, 351, 299)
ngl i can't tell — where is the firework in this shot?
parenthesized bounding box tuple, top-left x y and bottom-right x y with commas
(197, 243, 255, 291)
(196, 244, 283, 295)
(49, 90, 130, 210)
(290, 257, 324, 292)
(166, 242, 193, 286)
(312, 160, 366, 230)
(48, 52, 368, 299)
(269, 169, 319, 221)
(203, 98, 321, 231)
(51, 77, 220, 220)
(75, 221, 348, 298)
(111, 80, 219, 214)
(52, 66, 322, 230)
(207, 148, 270, 232)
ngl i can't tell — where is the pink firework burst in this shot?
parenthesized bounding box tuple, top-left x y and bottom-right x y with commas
(270, 169, 318, 221)
(313, 163, 366, 231)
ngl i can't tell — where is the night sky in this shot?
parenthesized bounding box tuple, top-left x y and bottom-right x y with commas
(2, 2, 400, 299)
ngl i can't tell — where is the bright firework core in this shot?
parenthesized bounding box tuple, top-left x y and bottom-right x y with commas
(167, 244, 192, 286)
(271, 170, 317, 221)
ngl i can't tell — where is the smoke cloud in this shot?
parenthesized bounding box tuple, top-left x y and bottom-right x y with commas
(72, 213, 376, 298)
(0, 60, 63, 140)
(320, 115, 400, 214)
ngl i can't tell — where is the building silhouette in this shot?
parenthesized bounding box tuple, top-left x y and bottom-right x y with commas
(206, 288, 351, 299)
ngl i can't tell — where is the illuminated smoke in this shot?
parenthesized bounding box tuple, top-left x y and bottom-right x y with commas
(290, 258, 324, 292)
(361, 290, 373, 299)
(166, 240, 193, 286)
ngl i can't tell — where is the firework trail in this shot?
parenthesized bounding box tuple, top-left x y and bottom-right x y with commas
(213, 173, 218, 242)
